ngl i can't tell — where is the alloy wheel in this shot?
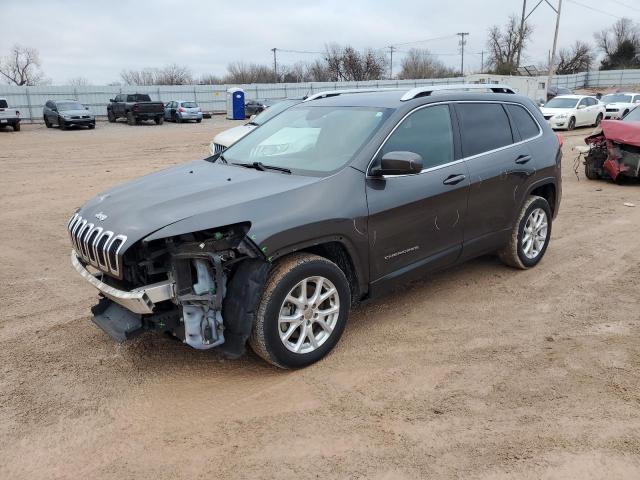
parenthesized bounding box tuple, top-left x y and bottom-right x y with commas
(522, 208, 548, 259)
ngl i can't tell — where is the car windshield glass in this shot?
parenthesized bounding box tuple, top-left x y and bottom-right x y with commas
(0, 100, 8, 108)
(221, 106, 391, 175)
(127, 94, 151, 102)
(622, 107, 640, 122)
(252, 99, 300, 125)
(603, 94, 633, 103)
(181, 102, 197, 108)
(545, 97, 579, 108)
(57, 102, 84, 111)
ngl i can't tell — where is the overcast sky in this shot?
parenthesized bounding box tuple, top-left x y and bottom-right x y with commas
(2, 0, 637, 85)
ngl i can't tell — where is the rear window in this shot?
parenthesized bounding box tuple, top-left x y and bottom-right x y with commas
(181, 102, 197, 108)
(456, 103, 513, 157)
(506, 104, 540, 140)
(0, 100, 8, 108)
(126, 94, 151, 102)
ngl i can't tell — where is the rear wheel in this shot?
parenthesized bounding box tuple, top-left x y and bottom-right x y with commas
(584, 157, 600, 180)
(12, 122, 20, 132)
(155, 116, 164, 125)
(250, 253, 350, 368)
(498, 195, 552, 270)
(88, 123, 95, 129)
(593, 113, 603, 127)
(107, 110, 116, 123)
(196, 118, 202, 123)
(567, 117, 576, 131)
(127, 111, 136, 126)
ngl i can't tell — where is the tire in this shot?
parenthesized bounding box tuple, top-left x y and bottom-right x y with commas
(58, 117, 67, 130)
(249, 253, 351, 368)
(498, 195, 552, 270)
(88, 123, 95, 130)
(623, 109, 629, 118)
(176, 114, 182, 124)
(44, 117, 51, 128)
(155, 116, 164, 125)
(12, 122, 20, 132)
(196, 119, 202, 123)
(127, 111, 136, 126)
(107, 110, 116, 123)
(567, 117, 576, 131)
(584, 158, 600, 180)
(593, 113, 603, 127)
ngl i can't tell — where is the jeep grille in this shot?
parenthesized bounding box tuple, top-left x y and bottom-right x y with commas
(67, 213, 127, 278)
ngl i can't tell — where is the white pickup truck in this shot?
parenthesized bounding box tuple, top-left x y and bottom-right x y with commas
(0, 98, 21, 131)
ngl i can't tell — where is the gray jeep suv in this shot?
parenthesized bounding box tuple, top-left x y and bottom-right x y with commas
(68, 85, 562, 368)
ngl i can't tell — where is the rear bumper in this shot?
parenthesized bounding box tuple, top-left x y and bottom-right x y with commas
(71, 250, 174, 314)
(179, 112, 203, 120)
(0, 117, 19, 125)
(133, 112, 162, 119)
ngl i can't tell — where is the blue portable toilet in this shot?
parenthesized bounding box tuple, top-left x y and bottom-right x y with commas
(226, 88, 245, 120)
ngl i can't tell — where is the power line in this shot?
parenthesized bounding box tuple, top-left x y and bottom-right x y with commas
(388, 34, 458, 48)
(276, 48, 324, 55)
(565, 0, 624, 19)
(607, 0, 640, 13)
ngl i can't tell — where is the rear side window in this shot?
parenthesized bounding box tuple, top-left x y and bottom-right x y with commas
(381, 104, 454, 169)
(506, 104, 540, 140)
(0, 99, 8, 108)
(456, 103, 513, 157)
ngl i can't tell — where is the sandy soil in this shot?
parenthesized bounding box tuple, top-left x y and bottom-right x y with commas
(1, 118, 639, 480)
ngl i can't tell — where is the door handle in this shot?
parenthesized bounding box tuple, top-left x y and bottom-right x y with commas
(515, 154, 532, 164)
(443, 174, 466, 185)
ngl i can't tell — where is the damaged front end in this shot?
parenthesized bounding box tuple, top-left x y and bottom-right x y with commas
(584, 120, 640, 182)
(72, 222, 271, 357)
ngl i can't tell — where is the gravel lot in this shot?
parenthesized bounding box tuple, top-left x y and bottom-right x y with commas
(1, 118, 639, 479)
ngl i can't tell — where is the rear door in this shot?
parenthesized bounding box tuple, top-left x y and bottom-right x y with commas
(366, 103, 469, 284)
(455, 102, 536, 252)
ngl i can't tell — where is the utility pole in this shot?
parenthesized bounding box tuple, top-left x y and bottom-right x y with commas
(457, 32, 469, 76)
(388, 46, 396, 79)
(271, 48, 278, 83)
(480, 50, 485, 74)
(516, 0, 527, 68)
(546, 0, 563, 97)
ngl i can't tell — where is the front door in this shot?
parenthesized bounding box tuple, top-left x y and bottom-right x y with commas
(366, 104, 469, 285)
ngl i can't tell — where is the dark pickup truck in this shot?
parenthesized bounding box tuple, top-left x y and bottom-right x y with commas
(107, 93, 164, 125)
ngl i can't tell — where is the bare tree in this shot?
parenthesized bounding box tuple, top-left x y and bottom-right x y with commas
(322, 44, 386, 81)
(306, 59, 331, 82)
(67, 76, 90, 87)
(595, 18, 640, 70)
(0, 45, 47, 85)
(555, 41, 594, 74)
(223, 61, 274, 84)
(199, 73, 223, 85)
(120, 64, 193, 85)
(397, 48, 457, 79)
(486, 15, 533, 75)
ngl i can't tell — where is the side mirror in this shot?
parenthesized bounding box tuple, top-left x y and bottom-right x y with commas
(372, 151, 423, 176)
(577, 104, 586, 110)
(109, 98, 115, 102)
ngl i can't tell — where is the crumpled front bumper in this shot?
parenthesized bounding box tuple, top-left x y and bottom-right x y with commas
(71, 250, 174, 314)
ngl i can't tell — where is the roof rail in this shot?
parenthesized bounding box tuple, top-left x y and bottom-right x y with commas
(303, 87, 399, 102)
(400, 83, 516, 101)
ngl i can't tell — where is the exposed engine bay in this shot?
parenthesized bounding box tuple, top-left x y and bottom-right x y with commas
(82, 223, 270, 357)
(584, 120, 640, 182)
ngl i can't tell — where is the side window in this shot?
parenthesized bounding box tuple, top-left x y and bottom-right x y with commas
(634, 95, 640, 104)
(456, 103, 513, 157)
(578, 98, 588, 108)
(115, 94, 122, 102)
(506, 104, 540, 140)
(380, 104, 454, 170)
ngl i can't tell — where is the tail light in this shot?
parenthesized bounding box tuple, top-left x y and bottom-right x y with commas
(15, 111, 20, 117)
(556, 133, 564, 147)
(178, 107, 185, 112)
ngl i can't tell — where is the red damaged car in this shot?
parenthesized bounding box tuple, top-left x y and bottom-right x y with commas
(584, 107, 640, 182)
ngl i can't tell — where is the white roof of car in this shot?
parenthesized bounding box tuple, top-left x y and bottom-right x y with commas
(553, 94, 591, 99)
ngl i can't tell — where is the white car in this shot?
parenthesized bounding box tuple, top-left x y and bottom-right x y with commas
(0, 97, 21, 131)
(601, 92, 640, 120)
(540, 95, 605, 130)
(209, 99, 302, 155)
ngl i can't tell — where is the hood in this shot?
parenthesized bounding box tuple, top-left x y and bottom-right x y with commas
(600, 120, 640, 147)
(213, 124, 256, 147)
(76, 159, 319, 249)
(540, 107, 574, 116)
(60, 109, 93, 116)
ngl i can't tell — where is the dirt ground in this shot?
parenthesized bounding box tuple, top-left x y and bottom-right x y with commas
(1, 117, 639, 480)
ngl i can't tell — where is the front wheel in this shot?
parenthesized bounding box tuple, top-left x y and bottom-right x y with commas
(44, 117, 52, 128)
(107, 110, 116, 123)
(498, 195, 552, 270)
(250, 253, 351, 368)
(567, 117, 576, 131)
(127, 112, 136, 126)
(59, 117, 67, 130)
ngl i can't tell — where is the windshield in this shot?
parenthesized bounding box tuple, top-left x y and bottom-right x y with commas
(252, 99, 300, 125)
(57, 102, 84, 111)
(545, 97, 579, 108)
(0, 100, 8, 108)
(622, 107, 640, 122)
(603, 94, 632, 104)
(181, 102, 197, 108)
(127, 94, 151, 102)
(221, 105, 391, 175)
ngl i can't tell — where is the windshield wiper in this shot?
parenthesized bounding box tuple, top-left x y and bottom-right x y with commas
(233, 161, 291, 174)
